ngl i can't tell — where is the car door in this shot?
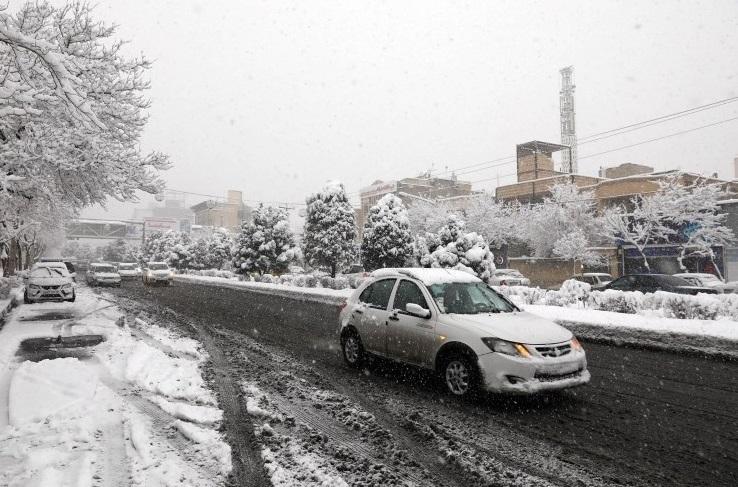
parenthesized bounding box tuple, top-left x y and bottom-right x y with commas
(386, 279, 436, 367)
(355, 278, 396, 356)
(636, 275, 659, 293)
(608, 275, 635, 291)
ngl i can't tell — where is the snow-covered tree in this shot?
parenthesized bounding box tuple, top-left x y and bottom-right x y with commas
(407, 199, 453, 236)
(101, 238, 139, 263)
(141, 231, 192, 269)
(415, 215, 496, 281)
(522, 182, 602, 265)
(302, 181, 356, 277)
(652, 173, 735, 277)
(464, 193, 522, 248)
(204, 229, 233, 270)
(361, 194, 413, 270)
(233, 205, 300, 275)
(0, 2, 169, 272)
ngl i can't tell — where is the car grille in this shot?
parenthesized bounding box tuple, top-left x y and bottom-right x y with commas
(41, 285, 61, 290)
(535, 370, 583, 382)
(535, 343, 572, 358)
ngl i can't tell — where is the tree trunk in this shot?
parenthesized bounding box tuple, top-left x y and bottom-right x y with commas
(7, 239, 19, 275)
(330, 263, 336, 278)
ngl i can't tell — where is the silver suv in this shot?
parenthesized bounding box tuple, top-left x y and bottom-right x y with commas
(339, 268, 590, 396)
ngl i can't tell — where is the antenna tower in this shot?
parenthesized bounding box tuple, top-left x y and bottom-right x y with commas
(559, 66, 578, 173)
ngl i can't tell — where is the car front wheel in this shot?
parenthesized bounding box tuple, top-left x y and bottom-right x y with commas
(443, 356, 479, 397)
(341, 330, 364, 368)
(24, 291, 32, 304)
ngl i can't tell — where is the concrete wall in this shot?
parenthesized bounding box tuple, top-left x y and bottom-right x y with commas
(507, 257, 582, 289)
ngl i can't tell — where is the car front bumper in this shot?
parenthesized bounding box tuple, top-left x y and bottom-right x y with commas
(477, 349, 590, 394)
(26, 286, 74, 301)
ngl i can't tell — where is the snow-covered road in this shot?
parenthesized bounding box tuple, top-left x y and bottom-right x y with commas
(0, 288, 232, 486)
(106, 279, 738, 487)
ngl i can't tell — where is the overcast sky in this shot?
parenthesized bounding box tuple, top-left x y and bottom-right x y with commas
(21, 0, 738, 218)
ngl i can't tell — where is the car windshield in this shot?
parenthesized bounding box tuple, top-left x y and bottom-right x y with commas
(93, 265, 116, 273)
(149, 263, 168, 270)
(30, 267, 68, 278)
(118, 264, 135, 270)
(426, 282, 515, 314)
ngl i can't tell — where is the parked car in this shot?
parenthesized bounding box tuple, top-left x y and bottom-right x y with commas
(34, 259, 77, 282)
(86, 263, 122, 287)
(572, 273, 613, 290)
(117, 262, 142, 280)
(603, 274, 718, 295)
(673, 273, 738, 294)
(142, 262, 173, 286)
(488, 268, 530, 286)
(339, 268, 590, 396)
(24, 266, 76, 303)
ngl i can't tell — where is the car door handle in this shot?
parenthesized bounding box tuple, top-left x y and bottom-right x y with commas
(416, 323, 432, 329)
(388, 315, 399, 321)
(353, 309, 363, 315)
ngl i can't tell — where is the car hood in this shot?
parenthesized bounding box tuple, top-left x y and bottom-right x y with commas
(94, 272, 120, 278)
(28, 277, 72, 286)
(118, 270, 137, 274)
(441, 311, 572, 345)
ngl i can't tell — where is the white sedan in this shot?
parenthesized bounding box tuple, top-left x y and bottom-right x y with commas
(339, 268, 589, 396)
(487, 268, 531, 287)
(673, 273, 738, 294)
(24, 266, 76, 303)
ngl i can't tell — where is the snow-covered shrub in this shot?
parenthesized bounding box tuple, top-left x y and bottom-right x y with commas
(259, 274, 276, 284)
(494, 285, 547, 305)
(415, 215, 496, 282)
(333, 276, 349, 290)
(319, 276, 335, 289)
(650, 291, 721, 320)
(304, 275, 318, 288)
(718, 294, 738, 321)
(588, 290, 644, 314)
(558, 279, 591, 305)
(293, 274, 307, 287)
(278, 274, 296, 286)
(348, 275, 365, 289)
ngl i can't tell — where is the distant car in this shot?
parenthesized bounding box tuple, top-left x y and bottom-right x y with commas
(673, 273, 738, 294)
(603, 274, 717, 295)
(34, 259, 77, 282)
(488, 269, 530, 286)
(24, 266, 76, 303)
(339, 268, 589, 396)
(142, 262, 173, 286)
(572, 273, 613, 290)
(117, 263, 141, 280)
(86, 263, 122, 287)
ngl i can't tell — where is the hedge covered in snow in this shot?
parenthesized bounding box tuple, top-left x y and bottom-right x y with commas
(178, 269, 365, 290)
(496, 279, 738, 321)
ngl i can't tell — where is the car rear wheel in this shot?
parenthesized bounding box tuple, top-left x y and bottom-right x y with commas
(341, 330, 364, 368)
(443, 356, 479, 397)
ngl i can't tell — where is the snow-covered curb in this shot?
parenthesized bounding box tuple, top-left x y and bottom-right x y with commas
(0, 287, 23, 327)
(524, 304, 738, 359)
(174, 274, 352, 305)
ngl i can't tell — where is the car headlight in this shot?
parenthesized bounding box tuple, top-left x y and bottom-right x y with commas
(571, 337, 583, 352)
(62, 283, 73, 290)
(481, 338, 531, 358)
(29, 284, 41, 290)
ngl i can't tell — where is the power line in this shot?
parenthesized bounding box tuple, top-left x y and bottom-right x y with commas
(425, 95, 738, 180)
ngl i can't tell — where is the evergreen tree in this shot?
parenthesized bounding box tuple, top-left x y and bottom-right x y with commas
(360, 194, 413, 270)
(302, 181, 356, 277)
(233, 205, 299, 275)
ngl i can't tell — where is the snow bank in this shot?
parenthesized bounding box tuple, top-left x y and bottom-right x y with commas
(125, 341, 215, 404)
(150, 396, 223, 424)
(175, 420, 233, 472)
(526, 304, 738, 341)
(175, 274, 352, 305)
(8, 358, 97, 426)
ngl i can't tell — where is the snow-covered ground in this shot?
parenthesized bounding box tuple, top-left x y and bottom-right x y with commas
(0, 288, 231, 486)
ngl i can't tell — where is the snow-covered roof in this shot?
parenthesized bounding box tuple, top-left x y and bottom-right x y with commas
(370, 268, 481, 285)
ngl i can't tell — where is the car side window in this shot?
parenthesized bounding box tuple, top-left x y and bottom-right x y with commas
(360, 279, 396, 310)
(609, 277, 628, 289)
(393, 280, 428, 313)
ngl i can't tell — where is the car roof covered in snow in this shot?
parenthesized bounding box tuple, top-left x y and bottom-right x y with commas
(370, 268, 481, 285)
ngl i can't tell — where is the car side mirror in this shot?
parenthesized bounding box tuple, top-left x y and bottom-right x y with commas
(406, 303, 431, 319)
